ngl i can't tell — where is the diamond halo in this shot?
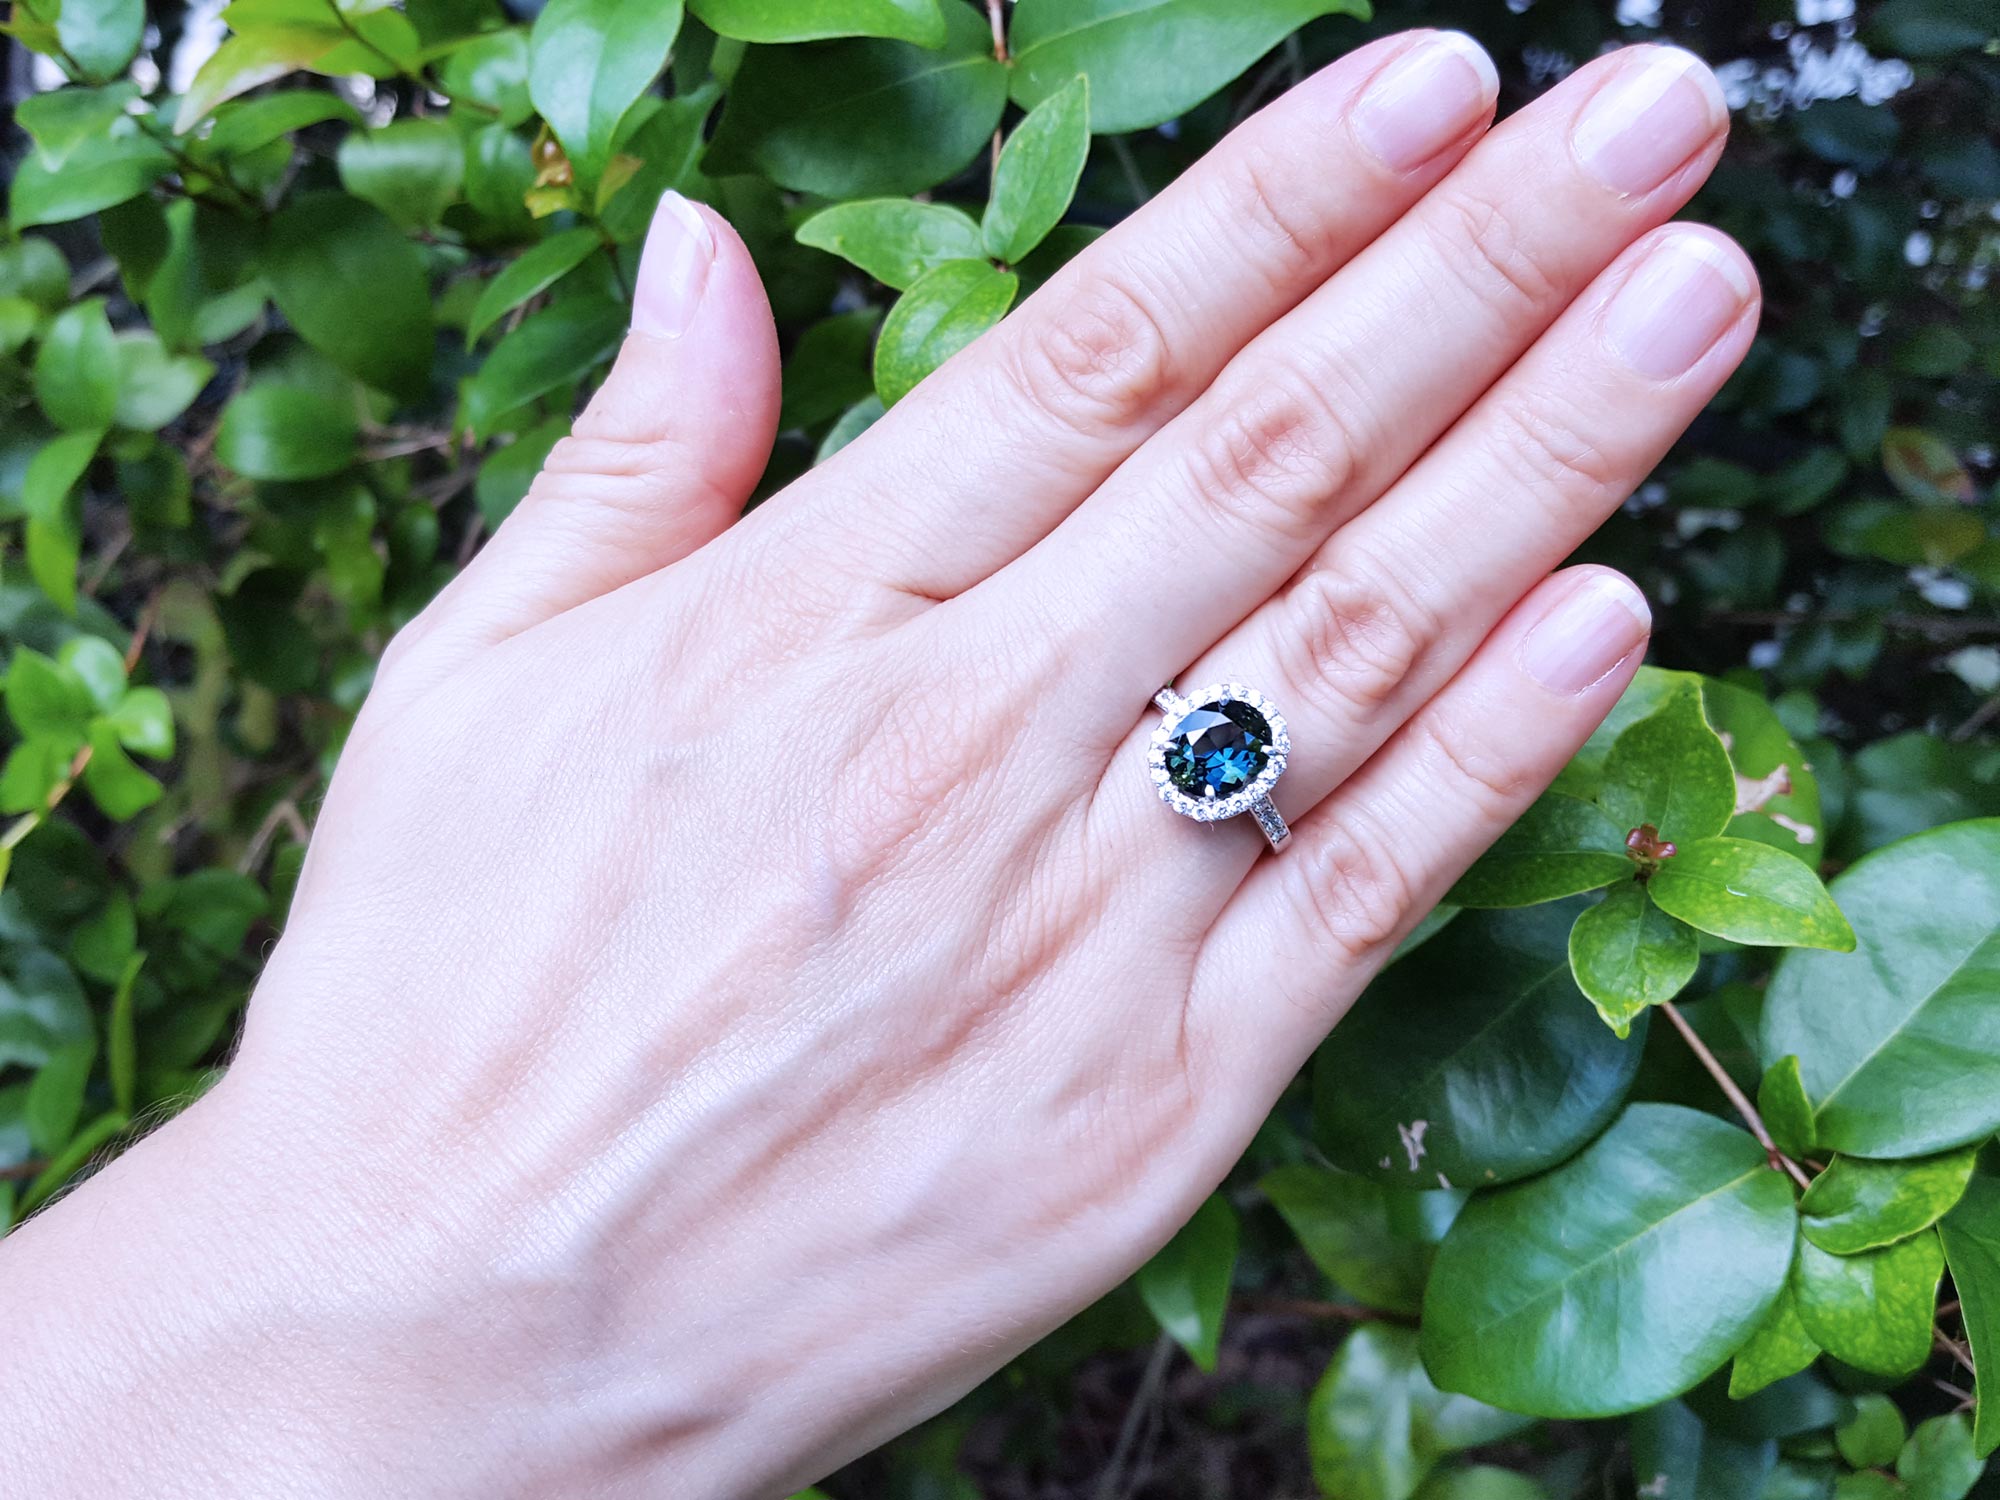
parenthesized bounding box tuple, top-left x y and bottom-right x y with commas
(1147, 682, 1290, 824)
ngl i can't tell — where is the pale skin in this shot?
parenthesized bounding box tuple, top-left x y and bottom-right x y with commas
(0, 32, 1758, 1499)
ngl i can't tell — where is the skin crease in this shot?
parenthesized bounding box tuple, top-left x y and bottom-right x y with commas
(0, 30, 1760, 1500)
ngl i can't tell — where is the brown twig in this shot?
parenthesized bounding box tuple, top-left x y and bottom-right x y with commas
(984, 0, 1007, 183)
(1660, 1001, 1814, 1191)
(1091, 1332, 1174, 1500)
(1232, 1293, 1397, 1324)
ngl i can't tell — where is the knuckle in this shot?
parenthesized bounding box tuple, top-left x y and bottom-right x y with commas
(1224, 149, 1330, 288)
(1005, 274, 1177, 437)
(1282, 557, 1435, 721)
(1426, 190, 1562, 319)
(1185, 370, 1357, 547)
(1495, 393, 1630, 516)
(1414, 710, 1533, 812)
(1286, 807, 1421, 965)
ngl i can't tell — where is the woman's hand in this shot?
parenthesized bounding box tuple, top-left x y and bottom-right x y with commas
(0, 32, 1754, 1499)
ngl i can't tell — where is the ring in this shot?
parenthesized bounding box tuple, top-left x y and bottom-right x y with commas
(1146, 682, 1291, 851)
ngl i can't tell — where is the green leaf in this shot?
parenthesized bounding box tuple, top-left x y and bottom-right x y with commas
(259, 192, 434, 398)
(1834, 1393, 1908, 1470)
(1702, 677, 1827, 864)
(1420, 1104, 1797, 1418)
(1649, 837, 1856, 951)
(112, 332, 215, 432)
(528, 0, 683, 187)
(9, 122, 171, 229)
(1763, 819, 2000, 1157)
(689, 0, 944, 44)
(1411, 1470, 1549, 1500)
(71, 890, 136, 985)
(982, 73, 1090, 265)
(795, 198, 984, 291)
(1896, 1414, 1984, 1500)
(466, 227, 604, 348)
(1598, 685, 1737, 847)
(59, 637, 126, 714)
(83, 724, 163, 819)
(202, 90, 361, 157)
(56, 0, 144, 79)
(1568, 883, 1699, 1035)
(1791, 1232, 1941, 1377)
(216, 384, 359, 481)
(15, 83, 139, 169)
(106, 952, 143, 1116)
(1755, 1055, 1818, 1159)
(462, 295, 626, 439)
(175, 27, 342, 133)
(474, 416, 568, 528)
(34, 299, 119, 431)
(1134, 1193, 1236, 1371)
(336, 119, 466, 229)
(1259, 1164, 1426, 1315)
(7, 647, 94, 742)
(1882, 427, 1975, 503)
(595, 84, 720, 242)
(1009, 0, 1371, 134)
(816, 394, 884, 463)
(1315, 901, 1645, 1189)
(1629, 1399, 1778, 1500)
(26, 1036, 96, 1154)
(872, 258, 1016, 406)
(438, 29, 533, 127)
(1800, 1147, 1977, 1254)
(1446, 792, 1632, 909)
(1937, 1177, 2000, 1459)
(779, 309, 881, 431)
(706, 1, 1006, 197)
(1728, 1282, 1820, 1399)
(1307, 1325, 1532, 1500)
(19, 1109, 126, 1217)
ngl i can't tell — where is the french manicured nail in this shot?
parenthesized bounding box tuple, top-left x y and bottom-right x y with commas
(1573, 46, 1726, 196)
(631, 190, 714, 338)
(1352, 32, 1500, 173)
(1605, 233, 1754, 379)
(1522, 574, 1651, 695)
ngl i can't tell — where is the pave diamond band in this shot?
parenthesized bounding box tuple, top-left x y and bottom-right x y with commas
(1147, 681, 1291, 852)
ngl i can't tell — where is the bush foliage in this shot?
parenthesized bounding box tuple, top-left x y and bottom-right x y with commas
(2, 0, 1998, 1494)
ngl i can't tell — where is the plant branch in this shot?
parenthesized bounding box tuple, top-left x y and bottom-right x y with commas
(1660, 1001, 1813, 1191)
(1091, 1331, 1173, 1500)
(984, 0, 1007, 181)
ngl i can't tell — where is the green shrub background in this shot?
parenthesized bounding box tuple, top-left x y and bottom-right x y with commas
(2, 0, 1998, 1495)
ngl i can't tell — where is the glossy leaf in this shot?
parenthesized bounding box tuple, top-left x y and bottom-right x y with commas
(1763, 819, 2000, 1156)
(1629, 1399, 1777, 1500)
(112, 333, 215, 432)
(6, 648, 95, 742)
(438, 30, 533, 126)
(1702, 677, 1827, 863)
(1756, 1055, 1818, 1159)
(175, 28, 340, 132)
(983, 74, 1090, 264)
(1598, 685, 1737, 846)
(1896, 1414, 1984, 1500)
(462, 296, 626, 439)
(15, 83, 139, 169)
(528, 0, 683, 187)
(1446, 792, 1631, 908)
(1315, 901, 1645, 1188)
(796, 199, 984, 291)
(1134, 1193, 1236, 1371)
(474, 417, 568, 528)
(1307, 1324, 1531, 1500)
(1800, 1147, 1977, 1254)
(706, 1, 1007, 197)
(466, 227, 604, 347)
(1421, 1104, 1797, 1418)
(1937, 1177, 2000, 1458)
(1835, 1393, 1908, 1470)
(34, 299, 120, 431)
(203, 90, 362, 157)
(106, 687, 174, 759)
(26, 1036, 95, 1153)
(1260, 1164, 1426, 1315)
(336, 120, 466, 229)
(1791, 1232, 1941, 1377)
(55, 0, 143, 78)
(260, 193, 434, 398)
(1648, 837, 1855, 951)
(215, 385, 359, 481)
(872, 259, 1016, 406)
(1728, 1283, 1820, 1398)
(1568, 883, 1698, 1035)
(1010, 0, 1372, 133)
(689, 0, 945, 44)
(9, 127, 172, 229)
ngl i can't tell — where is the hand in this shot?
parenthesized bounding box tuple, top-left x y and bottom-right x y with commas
(0, 32, 1754, 1499)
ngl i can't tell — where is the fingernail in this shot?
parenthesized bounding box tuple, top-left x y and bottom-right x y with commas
(1522, 573, 1651, 695)
(1352, 32, 1499, 173)
(1604, 233, 1755, 379)
(1573, 46, 1726, 196)
(631, 190, 714, 338)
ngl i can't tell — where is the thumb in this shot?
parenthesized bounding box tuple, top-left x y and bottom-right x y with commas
(406, 192, 780, 670)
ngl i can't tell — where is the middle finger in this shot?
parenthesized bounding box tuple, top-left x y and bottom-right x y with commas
(967, 45, 1727, 717)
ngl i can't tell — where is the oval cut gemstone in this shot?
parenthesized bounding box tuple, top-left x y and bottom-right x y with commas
(1165, 699, 1272, 796)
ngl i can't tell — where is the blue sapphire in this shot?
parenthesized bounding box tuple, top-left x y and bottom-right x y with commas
(1165, 700, 1272, 796)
